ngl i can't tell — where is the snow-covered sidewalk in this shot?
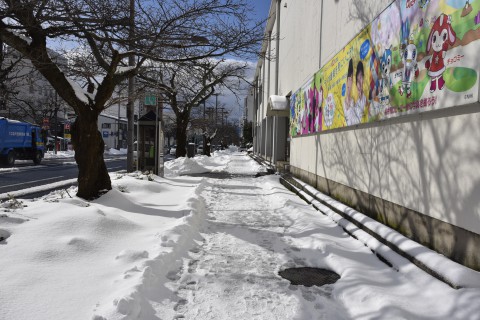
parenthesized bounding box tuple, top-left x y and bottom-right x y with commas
(152, 154, 480, 319)
(1, 150, 480, 320)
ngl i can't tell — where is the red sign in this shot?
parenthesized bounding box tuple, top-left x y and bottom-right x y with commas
(42, 118, 50, 130)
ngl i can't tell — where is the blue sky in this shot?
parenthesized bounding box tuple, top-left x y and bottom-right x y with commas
(247, 0, 271, 22)
(204, 0, 271, 121)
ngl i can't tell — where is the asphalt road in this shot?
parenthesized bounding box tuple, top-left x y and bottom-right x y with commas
(0, 156, 126, 199)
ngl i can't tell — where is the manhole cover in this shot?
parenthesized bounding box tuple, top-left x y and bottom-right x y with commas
(279, 267, 340, 287)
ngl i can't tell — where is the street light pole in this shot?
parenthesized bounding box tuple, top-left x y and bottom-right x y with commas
(126, 0, 135, 172)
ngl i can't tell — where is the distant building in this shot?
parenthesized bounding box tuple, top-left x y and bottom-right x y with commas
(98, 114, 128, 150)
(0, 46, 72, 124)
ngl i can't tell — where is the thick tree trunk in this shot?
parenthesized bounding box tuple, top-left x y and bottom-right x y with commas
(71, 112, 112, 199)
(175, 114, 188, 158)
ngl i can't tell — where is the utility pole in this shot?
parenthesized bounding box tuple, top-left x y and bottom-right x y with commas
(206, 107, 214, 124)
(214, 93, 219, 127)
(126, 0, 135, 172)
(117, 87, 121, 149)
(54, 93, 58, 154)
(219, 107, 225, 126)
(223, 110, 228, 126)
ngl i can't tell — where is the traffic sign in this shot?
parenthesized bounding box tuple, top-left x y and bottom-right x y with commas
(145, 95, 156, 106)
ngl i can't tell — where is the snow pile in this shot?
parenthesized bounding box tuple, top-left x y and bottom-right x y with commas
(0, 178, 78, 200)
(2, 150, 480, 320)
(165, 153, 230, 177)
(44, 150, 75, 159)
(43, 147, 126, 160)
(105, 148, 128, 156)
(0, 172, 203, 320)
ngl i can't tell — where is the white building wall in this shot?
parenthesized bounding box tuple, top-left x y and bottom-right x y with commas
(259, 0, 480, 235)
(268, 32, 276, 97)
(294, 106, 480, 234)
(320, 1, 392, 67)
(281, 1, 480, 233)
(277, 0, 321, 96)
(260, 61, 267, 119)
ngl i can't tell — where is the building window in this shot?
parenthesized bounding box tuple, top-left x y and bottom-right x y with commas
(102, 123, 111, 129)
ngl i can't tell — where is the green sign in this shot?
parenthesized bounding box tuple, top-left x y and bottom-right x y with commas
(145, 95, 156, 106)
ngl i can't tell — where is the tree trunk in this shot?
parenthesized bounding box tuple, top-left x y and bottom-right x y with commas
(71, 111, 112, 199)
(204, 134, 210, 157)
(175, 114, 188, 158)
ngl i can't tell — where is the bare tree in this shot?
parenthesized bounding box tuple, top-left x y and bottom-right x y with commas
(141, 58, 251, 158)
(0, 42, 26, 115)
(0, 0, 264, 199)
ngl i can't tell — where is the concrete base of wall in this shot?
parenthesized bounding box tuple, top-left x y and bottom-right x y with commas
(275, 160, 289, 174)
(290, 165, 480, 272)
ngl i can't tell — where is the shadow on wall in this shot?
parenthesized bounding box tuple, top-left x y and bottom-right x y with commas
(314, 103, 480, 268)
(347, 0, 386, 27)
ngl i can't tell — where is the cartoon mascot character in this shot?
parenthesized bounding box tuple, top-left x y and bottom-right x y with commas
(399, 35, 419, 98)
(379, 48, 393, 105)
(425, 14, 456, 92)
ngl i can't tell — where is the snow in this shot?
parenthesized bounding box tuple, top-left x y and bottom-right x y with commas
(44, 148, 127, 159)
(66, 77, 94, 104)
(44, 150, 76, 159)
(288, 177, 480, 289)
(0, 178, 77, 200)
(115, 66, 135, 75)
(106, 148, 128, 156)
(1, 150, 480, 320)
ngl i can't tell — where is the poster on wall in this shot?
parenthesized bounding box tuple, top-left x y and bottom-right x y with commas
(289, 0, 480, 135)
(321, 26, 374, 130)
(370, 0, 480, 119)
(289, 91, 299, 137)
(289, 76, 321, 137)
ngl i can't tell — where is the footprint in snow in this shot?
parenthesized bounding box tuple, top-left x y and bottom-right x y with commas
(0, 214, 28, 224)
(0, 228, 11, 243)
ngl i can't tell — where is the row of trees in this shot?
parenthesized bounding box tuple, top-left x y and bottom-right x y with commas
(140, 58, 250, 158)
(0, 0, 264, 199)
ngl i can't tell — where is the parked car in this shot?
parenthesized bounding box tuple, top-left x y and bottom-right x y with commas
(169, 145, 177, 156)
(196, 145, 204, 154)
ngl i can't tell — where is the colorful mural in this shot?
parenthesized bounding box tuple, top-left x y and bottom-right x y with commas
(290, 76, 319, 137)
(289, 0, 480, 137)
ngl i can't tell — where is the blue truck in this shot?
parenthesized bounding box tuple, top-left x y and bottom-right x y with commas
(0, 117, 45, 166)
